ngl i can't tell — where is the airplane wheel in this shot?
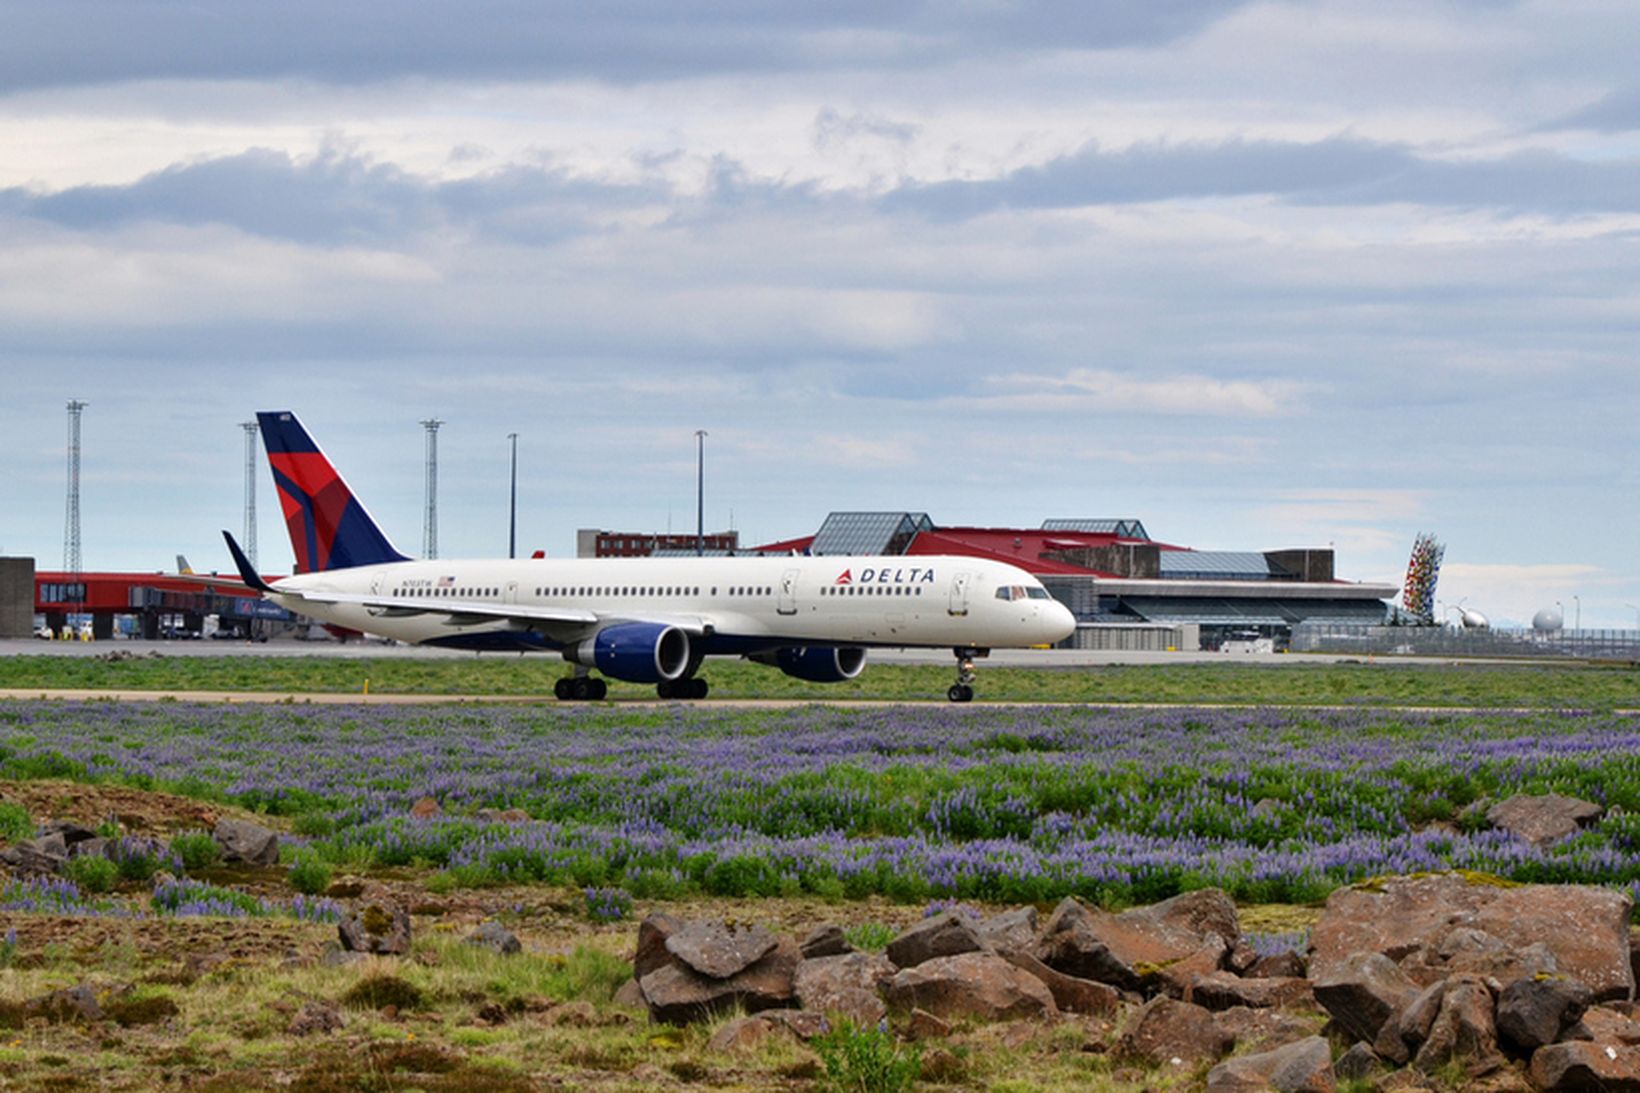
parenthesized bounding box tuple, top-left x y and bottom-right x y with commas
(947, 684, 973, 703)
(590, 679, 608, 701)
(554, 678, 572, 700)
(656, 680, 674, 699)
(690, 678, 710, 700)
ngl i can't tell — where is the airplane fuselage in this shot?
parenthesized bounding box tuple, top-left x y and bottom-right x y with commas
(268, 553, 1074, 655)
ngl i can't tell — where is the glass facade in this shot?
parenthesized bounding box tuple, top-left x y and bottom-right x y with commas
(1041, 518, 1149, 540)
(810, 512, 932, 556)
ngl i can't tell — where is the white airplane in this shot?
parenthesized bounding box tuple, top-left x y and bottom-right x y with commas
(224, 411, 1075, 702)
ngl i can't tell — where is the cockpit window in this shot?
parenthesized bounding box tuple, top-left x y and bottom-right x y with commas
(995, 585, 1029, 601)
(1026, 587, 1051, 600)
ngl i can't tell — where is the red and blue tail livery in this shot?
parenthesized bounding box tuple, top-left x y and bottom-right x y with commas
(256, 411, 407, 573)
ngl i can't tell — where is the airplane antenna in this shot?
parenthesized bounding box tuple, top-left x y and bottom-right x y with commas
(63, 400, 87, 607)
(694, 430, 708, 556)
(240, 420, 259, 569)
(420, 418, 444, 559)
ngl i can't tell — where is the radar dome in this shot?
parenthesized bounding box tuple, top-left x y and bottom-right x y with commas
(1532, 607, 1563, 632)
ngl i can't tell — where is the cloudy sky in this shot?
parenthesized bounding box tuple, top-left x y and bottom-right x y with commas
(2, 0, 1636, 627)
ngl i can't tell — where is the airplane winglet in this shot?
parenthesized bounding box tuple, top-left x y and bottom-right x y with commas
(222, 531, 277, 594)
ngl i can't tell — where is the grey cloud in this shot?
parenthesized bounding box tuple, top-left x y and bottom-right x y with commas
(0, 148, 666, 244)
(1543, 87, 1640, 133)
(0, 1, 1249, 92)
(883, 137, 1640, 218)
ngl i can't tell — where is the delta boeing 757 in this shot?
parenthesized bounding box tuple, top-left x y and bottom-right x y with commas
(224, 411, 1074, 702)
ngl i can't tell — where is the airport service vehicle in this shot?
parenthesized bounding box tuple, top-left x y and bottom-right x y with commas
(225, 411, 1074, 701)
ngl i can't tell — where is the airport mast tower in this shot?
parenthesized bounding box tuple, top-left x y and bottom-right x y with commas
(240, 420, 259, 569)
(63, 400, 88, 592)
(420, 418, 443, 559)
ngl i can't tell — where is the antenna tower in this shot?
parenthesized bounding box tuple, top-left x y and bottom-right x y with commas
(240, 421, 260, 568)
(63, 400, 88, 587)
(420, 418, 444, 559)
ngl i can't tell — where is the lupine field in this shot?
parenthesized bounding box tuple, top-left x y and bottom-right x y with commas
(5, 699, 1640, 910)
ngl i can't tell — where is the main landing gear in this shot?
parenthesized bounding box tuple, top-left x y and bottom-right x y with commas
(554, 675, 607, 701)
(947, 646, 987, 703)
(656, 678, 710, 700)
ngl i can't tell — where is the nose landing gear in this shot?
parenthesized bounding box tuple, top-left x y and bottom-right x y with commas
(947, 646, 987, 702)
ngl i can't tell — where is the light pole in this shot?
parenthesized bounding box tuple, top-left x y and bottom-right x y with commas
(1627, 604, 1640, 629)
(507, 432, 518, 560)
(1554, 601, 1563, 631)
(1572, 594, 1580, 631)
(694, 430, 707, 556)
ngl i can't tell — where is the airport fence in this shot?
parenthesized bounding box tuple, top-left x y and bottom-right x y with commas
(1290, 624, 1640, 660)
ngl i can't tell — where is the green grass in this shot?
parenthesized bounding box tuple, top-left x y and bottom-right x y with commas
(0, 654, 1636, 707)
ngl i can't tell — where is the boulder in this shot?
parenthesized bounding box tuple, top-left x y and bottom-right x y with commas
(288, 999, 346, 1036)
(905, 1007, 953, 1040)
(1374, 980, 1446, 1065)
(1487, 793, 1602, 848)
(666, 920, 779, 979)
(408, 796, 441, 819)
(1153, 937, 1230, 997)
(338, 900, 412, 955)
(799, 924, 851, 959)
(1214, 1006, 1321, 1054)
(1569, 1005, 1640, 1045)
(1187, 971, 1314, 1012)
(1497, 976, 1592, 1052)
(977, 907, 1038, 955)
(640, 936, 799, 1025)
(465, 921, 521, 956)
(998, 948, 1120, 1015)
(707, 1015, 772, 1053)
(1412, 975, 1504, 1076)
(1037, 889, 1239, 992)
(885, 912, 985, 969)
(1117, 996, 1235, 1068)
(1334, 1042, 1383, 1082)
(633, 913, 685, 980)
(1531, 1040, 1640, 1091)
(0, 836, 68, 874)
(213, 817, 279, 865)
(794, 951, 894, 1027)
(1308, 874, 1633, 1002)
(883, 952, 1056, 1023)
(1206, 1034, 1335, 1093)
(38, 820, 97, 846)
(1311, 951, 1419, 1043)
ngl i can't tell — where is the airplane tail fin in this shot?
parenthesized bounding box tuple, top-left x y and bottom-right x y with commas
(256, 411, 409, 573)
(176, 554, 193, 575)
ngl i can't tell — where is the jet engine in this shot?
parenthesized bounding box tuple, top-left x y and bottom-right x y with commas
(753, 645, 868, 683)
(566, 622, 691, 683)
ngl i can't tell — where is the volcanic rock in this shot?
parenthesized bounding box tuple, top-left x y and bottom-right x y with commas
(883, 952, 1056, 1022)
(1311, 951, 1419, 1043)
(1308, 873, 1633, 1002)
(1187, 971, 1314, 1012)
(905, 1007, 953, 1040)
(885, 911, 985, 969)
(759, 1008, 829, 1039)
(0, 836, 68, 874)
(408, 796, 441, 819)
(212, 817, 280, 865)
(666, 920, 779, 979)
(38, 820, 98, 846)
(977, 906, 1038, 955)
(1213, 1006, 1320, 1054)
(1251, 951, 1308, 979)
(1487, 793, 1602, 848)
(1205, 1034, 1335, 1093)
(794, 950, 893, 1027)
(1334, 1041, 1383, 1082)
(998, 948, 1120, 1015)
(465, 921, 521, 956)
(338, 900, 412, 955)
(1497, 976, 1592, 1052)
(1116, 996, 1235, 1068)
(633, 913, 685, 980)
(799, 924, 851, 959)
(640, 935, 799, 1024)
(707, 1015, 771, 1053)
(1037, 889, 1238, 992)
(1412, 975, 1504, 1076)
(1531, 1040, 1640, 1091)
(289, 999, 346, 1036)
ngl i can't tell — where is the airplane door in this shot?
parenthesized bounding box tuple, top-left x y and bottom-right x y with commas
(948, 571, 973, 616)
(777, 568, 800, 615)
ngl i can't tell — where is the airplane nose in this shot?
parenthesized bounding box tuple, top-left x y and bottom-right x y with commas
(1041, 600, 1075, 643)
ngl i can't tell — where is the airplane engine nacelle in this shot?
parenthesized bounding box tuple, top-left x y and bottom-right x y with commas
(568, 623, 691, 683)
(755, 645, 867, 683)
